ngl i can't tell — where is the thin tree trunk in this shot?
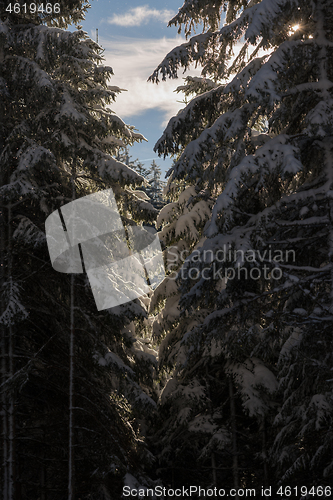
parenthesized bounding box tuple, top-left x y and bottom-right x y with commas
(1, 316, 8, 500)
(68, 273, 75, 500)
(0, 31, 8, 500)
(1, 336, 8, 500)
(8, 323, 14, 500)
(7, 204, 15, 500)
(68, 161, 76, 500)
(211, 451, 217, 490)
(205, 366, 217, 489)
(171, 456, 174, 490)
(261, 417, 268, 487)
(1, 213, 8, 500)
(40, 417, 46, 500)
(40, 465, 46, 500)
(229, 378, 239, 496)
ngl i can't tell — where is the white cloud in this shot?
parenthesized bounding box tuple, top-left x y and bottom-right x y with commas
(100, 35, 201, 125)
(108, 5, 175, 27)
(99, 35, 247, 129)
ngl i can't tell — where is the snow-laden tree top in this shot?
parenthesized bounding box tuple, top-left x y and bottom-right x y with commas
(150, 0, 319, 83)
(0, 0, 156, 226)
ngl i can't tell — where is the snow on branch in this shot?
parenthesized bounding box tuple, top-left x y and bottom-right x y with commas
(154, 84, 225, 157)
(83, 154, 144, 186)
(245, 40, 303, 104)
(219, 0, 290, 46)
(167, 104, 253, 183)
(226, 358, 278, 417)
(168, 0, 225, 36)
(225, 54, 268, 95)
(208, 134, 303, 236)
(148, 31, 220, 83)
(10, 55, 54, 90)
(13, 216, 46, 248)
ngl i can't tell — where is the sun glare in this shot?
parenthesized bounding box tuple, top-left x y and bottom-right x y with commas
(288, 23, 301, 36)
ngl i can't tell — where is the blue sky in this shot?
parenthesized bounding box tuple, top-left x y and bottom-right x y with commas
(80, 0, 201, 175)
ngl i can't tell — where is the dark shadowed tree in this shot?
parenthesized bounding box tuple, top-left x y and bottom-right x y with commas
(0, 1, 159, 498)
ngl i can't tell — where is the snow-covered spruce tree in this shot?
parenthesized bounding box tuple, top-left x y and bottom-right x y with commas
(0, 2, 159, 498)
(150, 0, 333, 490)
(115, 146, 157, 213)
(115, 145, 151, 179)
(116, 149, 167, 210)
(145, 160, 166, 210)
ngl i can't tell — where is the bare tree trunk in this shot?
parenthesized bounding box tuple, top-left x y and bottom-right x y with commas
(1, 320, 8, 500)
(171, 454, 174, 490)
(1, 338, 8, 500)
(8, 324, 14, 500)
(40, 466, 46, 500)
(261, 417, 268, 487)
(40, 417, 46, 500)
(68, 273, 75, 500)
(211, 451, 217, 490)
(7, 204, 15, 500)
(205, 366, 217, 489)
(68, 162, 76, 500)
(1, 214, 8, 500)
(0, 31, 8, 500)
(229, 378, 239, 497)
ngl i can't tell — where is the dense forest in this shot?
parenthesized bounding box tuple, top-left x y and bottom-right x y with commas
(0, 0, 333, 498)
